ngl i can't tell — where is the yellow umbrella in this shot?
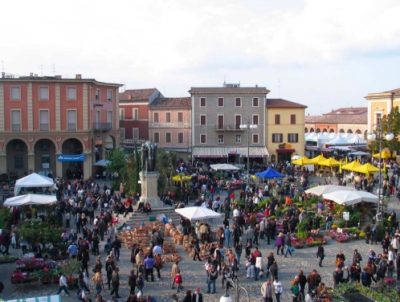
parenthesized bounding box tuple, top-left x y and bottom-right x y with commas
(372, 149, 394, 159)
(352, 163, 379, 174)
(292, 156, 313, 166)
(341, 160, 362, 171)
(309, 154, 327, 164)
(318, 158, 341, 167)
(172, 175, 192, 182)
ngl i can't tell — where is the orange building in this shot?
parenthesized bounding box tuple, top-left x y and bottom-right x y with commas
(0, 72, 122, 180)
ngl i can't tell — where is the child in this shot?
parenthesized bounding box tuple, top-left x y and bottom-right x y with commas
(387, 260, 394, 278)
(174, 272, 183, 293)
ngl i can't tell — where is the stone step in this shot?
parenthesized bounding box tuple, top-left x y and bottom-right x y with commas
(121, 207, 182, 228)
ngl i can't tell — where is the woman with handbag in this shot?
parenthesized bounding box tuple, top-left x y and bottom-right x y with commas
(316, 244, 325, 267)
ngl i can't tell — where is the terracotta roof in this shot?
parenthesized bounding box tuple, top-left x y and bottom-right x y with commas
(305, 115, 367, 124)
(119, 88, 159, 102)
(189, 87, 269, 94)
(383, 88, 400, 95)
(266, 98, 307, 108)
(149, 97, 191, 108)
(324, 107, 367, 115)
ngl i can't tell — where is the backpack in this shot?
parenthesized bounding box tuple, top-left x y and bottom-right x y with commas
(210, 269, 218, 280)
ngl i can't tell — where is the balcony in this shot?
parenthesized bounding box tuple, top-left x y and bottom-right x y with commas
(40, 124, 49, 131)
(68, 123, 77, 131)
(213, 124, 244, 132)
(93, 123, 112, 132)
(12, 124, 21, 131)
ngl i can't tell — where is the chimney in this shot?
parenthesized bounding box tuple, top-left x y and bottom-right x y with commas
(76, 74, 82, 79)
(255, 84, 258, 87)
(30, 72, 33, 77)
(128, 95, 132, 100)
(35, 74, 38, 78)
(1, 72, 4, 78)
(55, 75, 62, 79)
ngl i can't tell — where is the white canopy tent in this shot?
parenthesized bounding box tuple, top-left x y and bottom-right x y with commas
(14, 173, 54, 196)
(4, 194, 57, 206)
(322, 190, 378, 205)
(93, 159, 110, 167)
(305, 185, 356, 196)
(210, 164, 239, 171)
(175, 207, 221, 221)
(326, 135, 350, 145)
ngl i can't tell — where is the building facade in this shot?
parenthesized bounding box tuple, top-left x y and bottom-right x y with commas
(365, 88, 399, 131)
(305, 107, 367, 136)
(189, 83, 269, 165)
(148, 97, 192, 159)
(0, 72, 122, 179)
(119, 89, 162, 149)
(266, 99, 307, 163)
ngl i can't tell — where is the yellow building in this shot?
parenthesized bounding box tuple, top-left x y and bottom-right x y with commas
(365, 88, 399, 130)
(266, 99, 307, 164)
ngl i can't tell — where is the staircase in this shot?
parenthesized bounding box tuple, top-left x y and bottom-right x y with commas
(121, 207, 182, 229)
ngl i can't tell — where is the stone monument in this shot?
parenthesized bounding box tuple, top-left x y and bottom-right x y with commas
(139, 140, 164, 208)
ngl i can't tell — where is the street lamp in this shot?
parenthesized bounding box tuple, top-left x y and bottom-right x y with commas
(367, 123, 394, 220)
(239, 117, 258, 184)
(220, 276, 250, 302)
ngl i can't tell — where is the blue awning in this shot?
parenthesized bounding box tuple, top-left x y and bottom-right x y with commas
(57, 154, 86, 162)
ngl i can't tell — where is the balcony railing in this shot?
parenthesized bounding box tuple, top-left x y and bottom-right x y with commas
(12, 124, 21, 131)
(93, 123, 112, 132)
(40, 123, 49, 131)
(213, 124, 244, 131)
(68, 123, 77, 131)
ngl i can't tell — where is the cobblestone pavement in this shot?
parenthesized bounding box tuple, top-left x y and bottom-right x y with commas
(2, 176, 400, 301)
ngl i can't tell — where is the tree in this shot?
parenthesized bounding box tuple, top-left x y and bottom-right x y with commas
(369, 106, 400, 154)
(106, 148, 127, 180)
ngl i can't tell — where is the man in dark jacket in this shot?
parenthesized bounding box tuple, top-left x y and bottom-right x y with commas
(192, 287, 203, 302)
(112, 237, 121, 261)
(98, 219, 106, 241)
(333, 267, 342, 288)
(128, 269, 137, 295)
(283, 234, 292, 258)
(269, 261, 278, 281)
(297, 270, 307, 302)
(110, 267, 121, 298)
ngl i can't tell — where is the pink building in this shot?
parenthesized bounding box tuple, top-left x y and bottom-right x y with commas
(0, 72, 122, 180)
(148, 97, 192, 159)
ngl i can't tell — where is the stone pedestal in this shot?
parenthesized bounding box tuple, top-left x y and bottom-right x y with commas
(139, 171, 164, 208)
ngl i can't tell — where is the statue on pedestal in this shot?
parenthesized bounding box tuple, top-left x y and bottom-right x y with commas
(141, 140, 158, 172)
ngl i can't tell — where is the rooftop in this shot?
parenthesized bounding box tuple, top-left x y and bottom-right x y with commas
(119, 88, 160, 102)
(149, 97, 191, 108)
(305, 115, 367, 124)
(266, 98, 307, 109)
(383, 88, 400, 96)
(323, 107, 367, 115)
(189, 86, 269, 94)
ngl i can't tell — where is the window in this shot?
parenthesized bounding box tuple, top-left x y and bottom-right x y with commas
(67, 87, 76, 100)
(119, 108, 125, 120)
(39, 110, 49, 131)
(154, 132, 160, 143)
(107, 90, 113, 102)
(133, 128, 139, 139)
(235, 98, 241, 107)
(235, 115, 241, 129)
(11, 110, 21, 131)
(253, 97, 259, 107)
(200, 97, 206, 107)
(200, 134, 206, 144)
(200, 115, 206, 125)
(166, 132, 171, 143)
(107, 111, 113, 126)
(272, 133, 283, 143)
(178, 112, 183, 123)
(288, 133, 299, 143)
(178, 133, 184, 143)
(67, 110, 77, 131)
(218, 135, 224, 144)
(154, 112, 159, 122)
(376, 113, 382, 124)
(253, 134, 259, 144)
(96, 111, 100, 123)
(39, 87, 49, 100)
(41, 154, 50, 169)
(235, 135, 241, 143)
(10, 86, 21, 100)
(133, 108, 139, 120)
(166, 112, 171, 123)
(275, 114, 280, 125)
(95, 89, 100, 101)
(120, 128, 125, 139)
(218, 115, 224, 129)
(14, 154, 23, 169)
(290, 114, 296, 124)
(218, 97, 224, 107)
(253, 115, 259, 125)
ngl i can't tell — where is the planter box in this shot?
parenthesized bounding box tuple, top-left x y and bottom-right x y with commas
(343, 292, 375, 302)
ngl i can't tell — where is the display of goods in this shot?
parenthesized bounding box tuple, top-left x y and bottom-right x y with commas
(11, 271, 33, 284)
(16, 258, 46, 270)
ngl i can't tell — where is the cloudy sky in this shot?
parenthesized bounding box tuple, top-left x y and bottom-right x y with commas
(2, 0, 400, 115)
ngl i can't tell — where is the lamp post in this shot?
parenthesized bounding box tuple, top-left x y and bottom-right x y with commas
(367, 123, 394, 220)
(240, 117, 258, 184)
(220, 276, 250, 302)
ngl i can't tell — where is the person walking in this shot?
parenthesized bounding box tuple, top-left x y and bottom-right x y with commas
(136, 272, 144, 296)
(265, 252, 275, 279)
(284, 234, 293, 258)
(170, 261, 180, 289)
(105, 256, 115, 289)
(269, 261, 278, 282)
(207, 265, 218, 294)
(155, 253, 163, 280)
(174, 271, 183, 293)
(224, 226, 231, 247)
(275, 233, 284, 255)
(143, 253, 155, 282)
(128, 269, 137, 295)
(316, 243, 325, 267)
(255, 251, 263, 281)
(235, 240, 243, 264)
(56, 274, 70, 297)
(92, 271, 103, 295)
(112, 236, 121, 261)
(192, 287, 203, 302)
(273, 277, 283, 302)
(110, 267, 121, 298)
(261, 279, 273, 302)
(192, 238, 201, 261)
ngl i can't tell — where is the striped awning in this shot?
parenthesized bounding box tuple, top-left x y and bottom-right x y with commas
(193, 147, 269, 158)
